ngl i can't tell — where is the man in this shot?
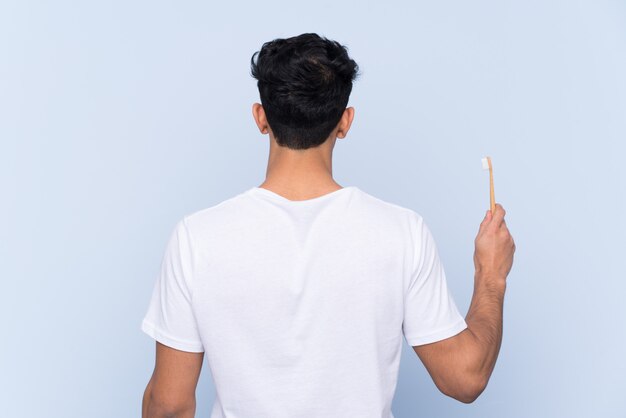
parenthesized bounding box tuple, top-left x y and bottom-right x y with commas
(141, 33, 515, 417)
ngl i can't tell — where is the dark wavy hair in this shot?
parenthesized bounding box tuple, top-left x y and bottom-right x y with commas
(250, 33, 359, 150)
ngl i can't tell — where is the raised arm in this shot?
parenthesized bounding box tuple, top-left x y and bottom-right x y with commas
(412, 203, 515, 403)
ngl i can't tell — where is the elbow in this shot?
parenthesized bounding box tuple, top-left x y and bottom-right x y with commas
(144, 390, 194, 418)
(455, 384, 485, 404)
(440, 374, 488, 404)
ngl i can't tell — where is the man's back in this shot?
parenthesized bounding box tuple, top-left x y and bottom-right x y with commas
(141, 185, 467, 417)
(142, 34, 514, 417)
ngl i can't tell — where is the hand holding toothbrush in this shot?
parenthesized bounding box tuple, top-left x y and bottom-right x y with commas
(474, 156, 515, 285)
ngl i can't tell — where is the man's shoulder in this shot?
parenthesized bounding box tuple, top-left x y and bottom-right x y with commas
(182, 189, 252, 225)
(351, 187, 422, 222)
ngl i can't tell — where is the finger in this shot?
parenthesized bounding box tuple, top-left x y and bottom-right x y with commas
(479, 209, 492, 229)
(494, 203, 506, 217)
(492, 203, 506, 225)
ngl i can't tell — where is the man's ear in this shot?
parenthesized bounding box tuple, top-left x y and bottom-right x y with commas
(252, 103, 269, 134)
(336, 107, 355, 139)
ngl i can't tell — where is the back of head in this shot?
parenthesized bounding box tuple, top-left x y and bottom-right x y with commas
(250, 33, 359, 150)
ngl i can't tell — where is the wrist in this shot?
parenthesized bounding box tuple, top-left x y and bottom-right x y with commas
(474, 270, 507, 290)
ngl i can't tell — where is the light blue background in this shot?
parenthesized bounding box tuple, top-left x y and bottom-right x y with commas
(1, 1, 624, 417)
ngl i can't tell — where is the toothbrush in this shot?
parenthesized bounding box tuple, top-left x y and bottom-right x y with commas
(481, 156, 495, 213)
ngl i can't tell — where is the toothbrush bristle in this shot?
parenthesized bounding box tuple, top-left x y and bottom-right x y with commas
(481, 157, 490, 170)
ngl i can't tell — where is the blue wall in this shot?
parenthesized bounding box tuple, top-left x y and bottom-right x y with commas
(1, 0, 624, 416)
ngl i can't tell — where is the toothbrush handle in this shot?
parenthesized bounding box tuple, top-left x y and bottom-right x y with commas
(489, 164, 495, 213)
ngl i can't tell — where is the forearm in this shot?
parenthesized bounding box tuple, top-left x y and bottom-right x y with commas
(464, 271, 506, 385)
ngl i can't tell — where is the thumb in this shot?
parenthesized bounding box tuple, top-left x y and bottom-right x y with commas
(481, 209, 492, 226)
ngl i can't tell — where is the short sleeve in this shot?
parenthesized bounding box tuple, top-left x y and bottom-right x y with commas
(141, 217, 205, 352)
(402, 213, 467, 346)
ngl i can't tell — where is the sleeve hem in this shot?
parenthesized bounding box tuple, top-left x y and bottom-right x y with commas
(404, 318, 468, 347)
(141, 319, 205, 353)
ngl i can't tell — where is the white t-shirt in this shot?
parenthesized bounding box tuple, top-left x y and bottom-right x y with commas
(141, 185, 467, 418)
